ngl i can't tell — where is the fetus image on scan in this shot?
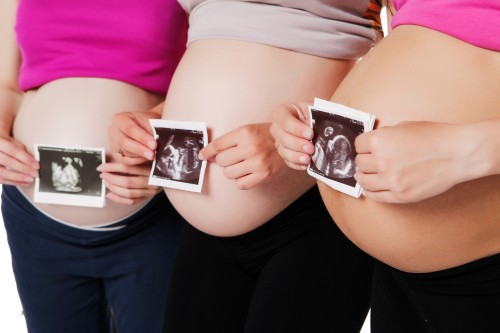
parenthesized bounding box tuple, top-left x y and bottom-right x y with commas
(155, 133, 202, 183)
(51, 156, 83, 192)
(311, 124, 356, 179)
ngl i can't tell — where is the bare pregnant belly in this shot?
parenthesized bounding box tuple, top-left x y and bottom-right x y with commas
(321, 26, 500, 273)
(162, 40, 355, 236)
(13, 78, 162, 227)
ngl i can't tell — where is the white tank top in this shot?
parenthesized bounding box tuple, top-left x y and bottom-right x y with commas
(177, 0, 383, 59)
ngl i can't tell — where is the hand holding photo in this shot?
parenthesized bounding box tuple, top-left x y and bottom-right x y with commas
(307, 98, 375, 198)
(34, 144, 106, 207)
(149, 119, 208, 193)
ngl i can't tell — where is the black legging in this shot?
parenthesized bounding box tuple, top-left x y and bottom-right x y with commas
(371, 254, 500, 333)
(164, 186, 374, 333)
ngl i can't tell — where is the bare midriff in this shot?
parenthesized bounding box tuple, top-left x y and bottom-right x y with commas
(162, 39, 356, 236)
(321, 26, 500, 273)
(13, 78, 163, 227)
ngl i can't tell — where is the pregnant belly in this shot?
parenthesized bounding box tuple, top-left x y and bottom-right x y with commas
(321, 26, 500, 273)
(161, 39, 354, 236)
(13, 78, 162, 227)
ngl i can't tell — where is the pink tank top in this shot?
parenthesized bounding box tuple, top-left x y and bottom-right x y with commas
(391, 0, 500, 51)
(15, 0, 188, 94)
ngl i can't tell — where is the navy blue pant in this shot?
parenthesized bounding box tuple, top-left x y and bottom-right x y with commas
(1, 185, 185, 333)
(371, 254, 500, 333)
(165, 186, 374, 333)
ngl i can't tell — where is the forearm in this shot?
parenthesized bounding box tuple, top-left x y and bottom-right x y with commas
(0, 87, 22, 136)
(0, 0, 22, 136)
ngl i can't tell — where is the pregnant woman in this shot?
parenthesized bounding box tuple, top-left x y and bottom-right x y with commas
(110, 1, 383, 332)
(0, 0, 187, 332)
(271, 1, 500, 332)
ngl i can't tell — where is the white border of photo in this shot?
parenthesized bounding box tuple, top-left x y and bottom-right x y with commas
(148, 119, 208, 193)
(307, 98, 375, 198)
(33, 144, 106, 207)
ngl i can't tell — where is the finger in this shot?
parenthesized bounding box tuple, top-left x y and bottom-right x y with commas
(354, 154, 380, 174)
(103, 178, 159, 198)
(108, 116, 155, 160)
(111, 113, 158, 150)
(271, 104, 313, 140)
(198, 144, 217, 162)
(0, 167, 36, 185)
(354, 172, 388, 192)
(279, 130, 315, 156)
(270, 122, 314, 154)
(98, 162, 152, 177)
(231, 155, 285, 189)
(100, 172, 153, 190)
(117, 134, 156, 161)
(219, 147, 271, 179)
(0, 139, 39, 168)
(234, 173, 261, 190)
(288, 102, 312, 123)
(220, 158, 250, 180)
(0, 152, 39, 177)
(361, 190, 403, 204)
(284, 159, 308, 171)
(277, 143, 312, 167)
(105, 192, 138, 205)
(212, 146, 246, 168)
(116, 155, 151, 166)
(354, 131, 376, 154)
(105, 189, 159, 205)
(0, 178, 34, 186)
(199, 131, 239, 161)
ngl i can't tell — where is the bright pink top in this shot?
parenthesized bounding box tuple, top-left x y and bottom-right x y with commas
(391, 0, 500, 51)
(15, 0, 187, 94)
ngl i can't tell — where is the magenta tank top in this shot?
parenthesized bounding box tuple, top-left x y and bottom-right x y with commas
(15, 0, 188, 94)
(391, 0, 500, 51)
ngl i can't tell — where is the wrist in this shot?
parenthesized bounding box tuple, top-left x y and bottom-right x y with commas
(458, 121, 497, 181)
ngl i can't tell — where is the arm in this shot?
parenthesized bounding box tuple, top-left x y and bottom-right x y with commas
(199, 122, 291, 190)
(0, 0, 39, 186)
(354, 119, 500, 203)
(99, 102, 164, 204)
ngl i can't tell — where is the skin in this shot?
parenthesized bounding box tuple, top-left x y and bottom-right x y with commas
(12, 79, 162, 225)
(0, 0, 164, 226)
(109, 39, 356, 237)
(0, 0, 36, 186)
(355, 119, 500, 203)
(271, 25, 500, 273)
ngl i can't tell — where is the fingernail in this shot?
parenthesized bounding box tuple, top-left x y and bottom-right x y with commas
(303, 145, 313, 154)
(144, 151, 154, 160)
(299, 156, 308, 164)
(31, 162, 40, 169)
(29, 171, 39, 178)
(147, 140, 156, 150)
(23, 177, 34, 183)
(198, 152, 206, 160)
(96, 165, 103, 171)
(303, 128, 313, 139)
